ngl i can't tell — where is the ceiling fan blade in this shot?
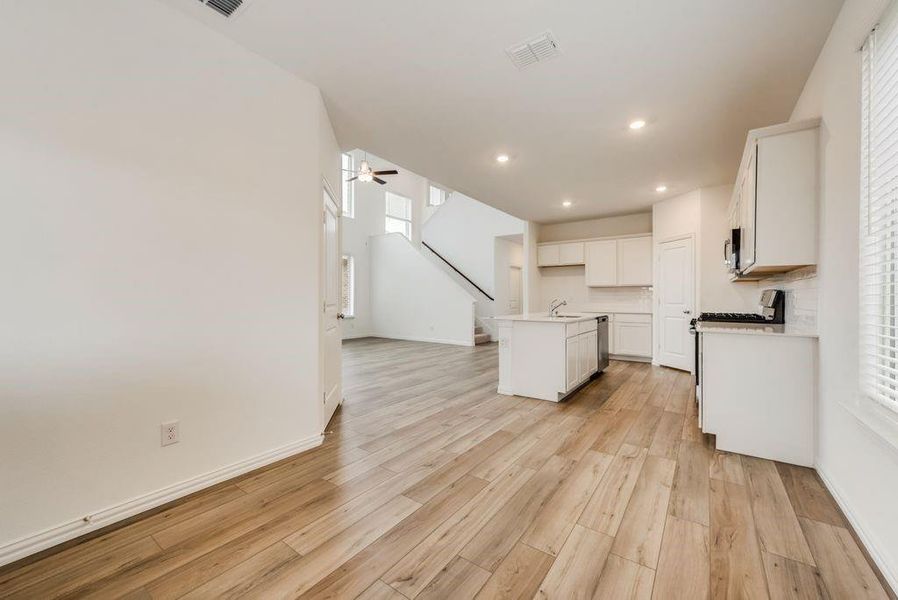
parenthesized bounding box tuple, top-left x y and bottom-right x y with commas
(346, 176, 358, 182)
(373, 177, 387, 185)
(373, 170, 398, 176)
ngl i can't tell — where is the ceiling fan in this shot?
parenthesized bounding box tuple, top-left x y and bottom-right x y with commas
(344, 154, 398, 185)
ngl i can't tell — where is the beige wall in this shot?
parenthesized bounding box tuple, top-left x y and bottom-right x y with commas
(788, 0, 898, 589)
(0, 0, 338, 564)
(538, 212, 652, 242)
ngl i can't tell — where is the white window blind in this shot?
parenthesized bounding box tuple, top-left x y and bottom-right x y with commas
(385, 192, 412, 240)
(341, 255, 354, 317)
(861, 0, 898, 413)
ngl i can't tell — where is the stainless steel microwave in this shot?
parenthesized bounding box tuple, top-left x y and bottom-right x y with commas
(724, 228, 741, 273)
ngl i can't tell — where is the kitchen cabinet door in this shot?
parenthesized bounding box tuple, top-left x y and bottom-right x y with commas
(614, 322, 652, 357)
(617, 236, 653, 286)
(740, 146, 757, 271)
(566, 336, 580, 391)
(578, 333, 590, 382)
(558, 242, 585, 265)
(585, 331, 598, 375)
(585, 240, 618, 286)
(537, 244, 560, 267)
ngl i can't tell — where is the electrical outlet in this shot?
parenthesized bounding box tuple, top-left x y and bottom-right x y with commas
(161, 421, 179, 446)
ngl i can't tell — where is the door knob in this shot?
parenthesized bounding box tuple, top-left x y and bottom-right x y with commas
(683, 310, 692, 315)
(337, 313, 345, 320)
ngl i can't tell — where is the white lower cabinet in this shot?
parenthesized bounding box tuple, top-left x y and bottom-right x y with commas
(701, 331, 816, 466)
(585, 330, 598, 374)
(610, 313, 652, 358)
(498, 317, 601, 402)
(565, 336, 580, 390)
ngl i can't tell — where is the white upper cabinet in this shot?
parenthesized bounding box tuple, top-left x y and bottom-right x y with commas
(585, 236, 652, 287)
(558, 242, 584, 265)
(537, 241, 584, 266)
(617, 236, 653, 286)
(585, 239, 618, 286)
(537, 244, 560, 267)
(538, 234, 653, 287)
(730, 119, 818, 277)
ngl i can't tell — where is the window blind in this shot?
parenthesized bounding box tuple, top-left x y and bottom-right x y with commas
(861, 0, 898, 412)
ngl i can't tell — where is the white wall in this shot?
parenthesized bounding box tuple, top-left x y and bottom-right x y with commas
(340, 150, 431, 340)
(0, 0, 337, 564)
(369, 234, 475, 345)
(788, 0, 898, 589)
(423, 193, 525, 298)
(493, 236, 524, 316)
(523, 222, 543, 313)
(539, 213, 652, 242)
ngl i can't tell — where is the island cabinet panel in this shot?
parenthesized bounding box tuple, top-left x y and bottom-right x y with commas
(497, 316, 602, 402)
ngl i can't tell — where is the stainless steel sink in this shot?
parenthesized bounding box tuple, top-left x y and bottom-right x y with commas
(552, 314, 582, 319)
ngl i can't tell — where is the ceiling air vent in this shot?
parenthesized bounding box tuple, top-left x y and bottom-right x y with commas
(197, 0, 244, 18)
(505, 32, 562, 70)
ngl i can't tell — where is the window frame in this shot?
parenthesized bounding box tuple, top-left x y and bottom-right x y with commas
(428, 184, 450, 207)
(342, 152, 355, 219)
(385, 191, 413, 240)
(854, 0, 898, 454)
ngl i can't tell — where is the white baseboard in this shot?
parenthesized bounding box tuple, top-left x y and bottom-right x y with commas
(370, 333, 474, 347)
(0, 433, 323, 568)
(816, 466, 898, 595)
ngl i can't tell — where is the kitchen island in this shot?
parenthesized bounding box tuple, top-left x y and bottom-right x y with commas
(493, 313, 607, 402)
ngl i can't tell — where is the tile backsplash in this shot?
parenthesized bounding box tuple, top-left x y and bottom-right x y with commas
(759, 266, 818, 330)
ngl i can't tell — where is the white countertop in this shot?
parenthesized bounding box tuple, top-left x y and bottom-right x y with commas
(579, 307, 652, 315)
(695, 321, 818, 338)
(493, 312, 602, 324)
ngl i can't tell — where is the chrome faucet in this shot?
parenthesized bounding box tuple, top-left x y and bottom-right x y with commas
(549, 298, 567, 317)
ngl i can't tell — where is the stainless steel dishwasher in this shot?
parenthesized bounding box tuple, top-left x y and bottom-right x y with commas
(596, 316, 610, 372)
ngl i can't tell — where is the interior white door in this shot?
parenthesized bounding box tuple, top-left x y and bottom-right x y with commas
(657, 237, 695, 371)
(508, 267, 522, 314)
(322, 186, 342, 429)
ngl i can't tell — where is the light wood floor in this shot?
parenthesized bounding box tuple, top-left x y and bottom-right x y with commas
(1, 338, 892, 599)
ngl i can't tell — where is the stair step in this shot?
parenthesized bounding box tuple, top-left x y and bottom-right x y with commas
(474, 326, 484, 334)
(474, 333, 491, 345)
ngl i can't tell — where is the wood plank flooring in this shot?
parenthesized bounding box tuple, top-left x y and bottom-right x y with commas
(0, 337, 892, 599)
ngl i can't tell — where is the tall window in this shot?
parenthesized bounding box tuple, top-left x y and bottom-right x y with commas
(342, 153, 354, 218)
(429, 184, 450, 206)
(385, 192, 412, 240)
(341, 255, 354, 317)
(860, 0, 898, 414)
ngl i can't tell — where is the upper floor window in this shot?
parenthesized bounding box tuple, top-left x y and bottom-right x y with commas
(385, 192, 412, 240)
(342, 153, 354, 218)
(860, 0, 898, 415)
(429, 185, 450, 207)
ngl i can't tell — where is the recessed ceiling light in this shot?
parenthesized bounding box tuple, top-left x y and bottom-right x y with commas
(655, 185, 668, 193)
(629, 119, 646, 130)
(562, 200, 572, 208)
(496, 154, 510, 163)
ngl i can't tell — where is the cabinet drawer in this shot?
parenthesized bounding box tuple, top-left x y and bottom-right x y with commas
(565, 323, 580, 338)
(579, 319, 597, 334)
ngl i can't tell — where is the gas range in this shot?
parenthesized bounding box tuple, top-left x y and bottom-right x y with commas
(696, 312, 770, 323)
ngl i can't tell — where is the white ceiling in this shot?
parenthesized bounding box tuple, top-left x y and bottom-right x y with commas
(166, 0, 843, 223)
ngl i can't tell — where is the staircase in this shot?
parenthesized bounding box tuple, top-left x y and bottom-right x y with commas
(474, 325, 491, 345)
